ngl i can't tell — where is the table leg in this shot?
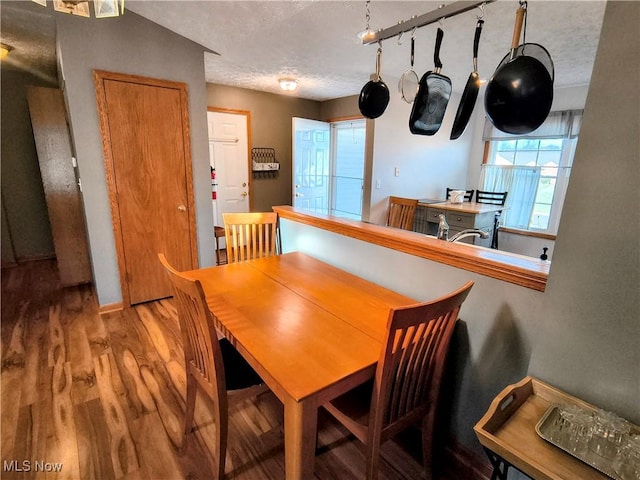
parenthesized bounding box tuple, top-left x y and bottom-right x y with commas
(484, 447, 511, 480)
(215, 238, 220, 266)
(284, 396, 317, 480)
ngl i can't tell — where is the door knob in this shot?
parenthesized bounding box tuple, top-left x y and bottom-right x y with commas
(241, 192, 248, 197)
(177, 205, 186, 212)
(295, 192, 304, 197)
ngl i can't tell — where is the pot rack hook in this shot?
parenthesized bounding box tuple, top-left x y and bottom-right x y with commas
(397, 30, 404, 45)
(437, 3, 446, 29)
(476, 3, 485, 20)
(411, 26, 417, 39)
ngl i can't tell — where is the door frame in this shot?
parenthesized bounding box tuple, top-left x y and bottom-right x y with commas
(207, 107, 253, 211)
(94, 70, 198, 307)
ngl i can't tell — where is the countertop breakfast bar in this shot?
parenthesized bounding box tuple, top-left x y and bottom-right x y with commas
(273, 206, 549, 291)
(183, 251, 416, 479)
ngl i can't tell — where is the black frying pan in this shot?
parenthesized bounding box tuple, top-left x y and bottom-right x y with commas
(409, 28, 451, 136)
(484, 4, 554, 134)
(359, 47, 390, 119)
(450, 19, 483, 140)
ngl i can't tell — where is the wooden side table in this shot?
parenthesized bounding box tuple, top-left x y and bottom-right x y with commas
(214, 226, 226, 265)
(474, 376, 634, 480)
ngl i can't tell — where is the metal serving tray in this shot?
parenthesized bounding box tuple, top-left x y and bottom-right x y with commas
(536, 405, 639, 480)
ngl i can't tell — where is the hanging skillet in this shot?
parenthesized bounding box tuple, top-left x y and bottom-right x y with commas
(484, 2, 554, 134)
(398, 30, 419, 103)
(450, 19, 484, 140)
(359, 46, 390, 119)
(409, 27, 451, 135)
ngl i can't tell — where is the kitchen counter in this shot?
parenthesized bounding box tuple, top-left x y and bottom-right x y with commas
(419, 200, 505, 215)
(415, 201, 505, 247)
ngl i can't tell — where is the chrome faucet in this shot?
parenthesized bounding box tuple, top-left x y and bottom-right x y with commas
(448, 229, 490, 243)
(436, 214, 449, 240)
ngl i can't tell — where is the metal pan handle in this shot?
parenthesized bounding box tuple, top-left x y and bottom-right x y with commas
(473, 19, 484, 72)
(434, 27, 444, 73)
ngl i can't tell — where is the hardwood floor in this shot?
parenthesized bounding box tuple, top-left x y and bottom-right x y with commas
(1, 259, 462, 480)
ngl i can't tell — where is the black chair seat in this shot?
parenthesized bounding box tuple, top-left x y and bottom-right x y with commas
(219, 338, 263, 390)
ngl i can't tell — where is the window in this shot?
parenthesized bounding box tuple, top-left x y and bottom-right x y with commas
(330, 120, 366, 220)
(481, 110, 582, 235)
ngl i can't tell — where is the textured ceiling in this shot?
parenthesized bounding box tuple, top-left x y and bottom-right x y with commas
(1, 1, 607, 102)
(126, 0, 607, 101)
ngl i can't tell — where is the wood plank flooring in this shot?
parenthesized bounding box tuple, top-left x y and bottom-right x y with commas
(1, 259, 449, 479)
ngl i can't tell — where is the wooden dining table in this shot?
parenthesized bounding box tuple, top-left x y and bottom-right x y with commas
(183, 251, 416, 479)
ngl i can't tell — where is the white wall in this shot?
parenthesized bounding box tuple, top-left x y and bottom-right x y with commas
(369, 80, 474, 224)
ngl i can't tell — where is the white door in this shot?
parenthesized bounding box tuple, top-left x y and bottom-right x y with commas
(208, 111, 249, 226)
(292, 117, 330, 213)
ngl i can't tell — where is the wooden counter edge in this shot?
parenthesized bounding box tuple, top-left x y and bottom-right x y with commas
(273, 206, 549, 292)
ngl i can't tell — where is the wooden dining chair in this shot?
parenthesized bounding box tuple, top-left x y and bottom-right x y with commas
(222, 212, 279, 263)
(386, 196, 419, 231)
(158, 254, 264, 479)
(446, 187, 475, 202)
(322, 281, 474, 480)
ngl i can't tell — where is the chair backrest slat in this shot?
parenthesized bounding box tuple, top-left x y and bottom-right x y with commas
(223, 212, 279, 263)
(476, 190, 508, 206)
(158, 254, 226, 399)
(387, 197, 419, 231)
(373, 281, 474, 430)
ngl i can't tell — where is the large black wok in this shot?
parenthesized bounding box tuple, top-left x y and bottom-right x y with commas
(484, 4, 554, 134)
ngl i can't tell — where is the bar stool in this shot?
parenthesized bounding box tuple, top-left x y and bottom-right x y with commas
(214, 226, 226, 265)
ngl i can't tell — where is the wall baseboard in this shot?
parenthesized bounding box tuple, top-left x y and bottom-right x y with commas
(441, 437, 492, 480)
(15, 253, 57, 263)
(98, 302, 124, 315)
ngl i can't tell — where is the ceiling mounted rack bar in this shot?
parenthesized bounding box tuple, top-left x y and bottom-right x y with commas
(362, 0, 495, 45)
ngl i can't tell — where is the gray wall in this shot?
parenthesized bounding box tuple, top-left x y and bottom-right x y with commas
(319, 94, 360, 120)
(528, 0, 639, 414)
(279, 0, 639, 462)
(206, 84, 321, 212)
(1, 69, 57, 263)
(57, 11, 213, 307)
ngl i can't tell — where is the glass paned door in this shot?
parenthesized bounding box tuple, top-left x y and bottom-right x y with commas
(292, 118, 330, 213)
(292, 118, 366, 220)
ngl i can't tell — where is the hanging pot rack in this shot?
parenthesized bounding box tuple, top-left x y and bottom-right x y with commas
(361, 0, 495, 46)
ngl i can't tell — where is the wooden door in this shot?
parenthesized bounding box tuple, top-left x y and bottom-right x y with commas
(207, 110, 250, 226)
(26, 86, 92, 286)
(94, 71, 197, 306)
